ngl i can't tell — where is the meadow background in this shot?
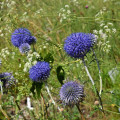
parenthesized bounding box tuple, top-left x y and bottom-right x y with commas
(0, 0, 120, 119)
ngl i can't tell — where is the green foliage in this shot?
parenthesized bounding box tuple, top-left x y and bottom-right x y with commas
(30, 82, 43, 98)
(56, 66, 65, 85)
(0, 0, 120, 119)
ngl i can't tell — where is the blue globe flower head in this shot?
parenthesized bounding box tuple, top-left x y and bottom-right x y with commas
(11, 28, 36, 47)
(64, 32, 97, 58)
(0, 72, 15, 88)
(29, 61, 51, 82)
(19, 43, 31, 54)
(60, 81, 84, 106)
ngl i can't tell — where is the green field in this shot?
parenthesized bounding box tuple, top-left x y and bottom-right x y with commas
(0, 0, 120, 119)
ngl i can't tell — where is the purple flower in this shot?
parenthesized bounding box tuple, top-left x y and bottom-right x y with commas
(19, 43, 31, 54)
(0, 72, 15, 88)
(11, 28, 36, 47)
(64, 33, 96, 58)
(29, 61, 51, 82)
(60, 81, 84, 106)
(85, 5, 88, 9)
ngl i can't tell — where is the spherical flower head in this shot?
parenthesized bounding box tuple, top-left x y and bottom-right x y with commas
(11, 28, 36, 47)
(0, 72, 15, 88)
(60, 81, 84, 106)
(19, 43, 31, 54)
(29, 61, 51, 82)
(64, 33, 96, 58)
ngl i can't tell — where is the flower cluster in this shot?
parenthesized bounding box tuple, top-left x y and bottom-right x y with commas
(0, 47, 10, 59)
(23, 52, 40, 72)
(70, 0, 79, 6)
(60, 81, 84, 106)
(94, 8, 116, 53)
(11, 28, 36, 47)
(29, 61, 51, 82)
(58, 5, 71, 23)
(0, 72, 15, 88)
(64, 32, 96, 58)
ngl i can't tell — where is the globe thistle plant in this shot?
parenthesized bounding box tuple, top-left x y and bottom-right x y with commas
(64, 32, 103, 111)
(29, 61, 51, 82)
(64, 32, 96, 58)
(19, 43, 31, 54)
(0, 72, 15, 88)
(29, 61, 60, 111)
(60, 81, 84, 106)
(0, 72, 15, 95)
(11, 28, 36, 47)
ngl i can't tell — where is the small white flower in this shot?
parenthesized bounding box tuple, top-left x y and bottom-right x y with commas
(101, 33, 108, 40)
(63, 16, 66, 19)
(108, 45, 111, 48)
(12, 56, 14, 59)
(0, 33, 4, 37)
(23, 12, 27, 16)
(107, 22, 113, 26)
(15, 72, 18, 75)
(93, 30, 98, 34)
(12, 52, 15, 55)
(60, 18, 63, 22)
(62, 13, 66, 17)
(11, 1, 16, 5)
(100, 23, 105, 27)
(104, 25, 108, 29)
(32, 61, 37, 65)
(99, 29, 103, 35)
(67, 10, 71, 14)
(2, 55, 6, 58)
(43, 46, 47, 49)
(65, 5, 69, 8)
(23, 68, 27, 72)
(59, 13, 61, 17)
(105, 29, 110, 33)
(112, 28, 116, 33)
(28, 57, 32, 62)
(19, 64, 21, 68)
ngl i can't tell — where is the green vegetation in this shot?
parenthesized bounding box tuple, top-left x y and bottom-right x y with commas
(0, 0, 120, 119)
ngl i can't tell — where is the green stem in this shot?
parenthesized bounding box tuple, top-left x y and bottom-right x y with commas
(82, 58, 104, 112)
(76, 104, 85, 120)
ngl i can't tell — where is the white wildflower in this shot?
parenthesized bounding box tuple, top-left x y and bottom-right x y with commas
(100, 23, 105, 27)
(67, 10, 71, 14)
(93, 30, 98, 34)
(100, 33, 108, 40)
(99, 29, 103, 35)
(105, 29, 110, 33)
(19, 64, 21, 68)
(32, 61, 37, 65)
(107, 22, 113, 26)
(104, 25, 108, 29)
(112, 28, 116, 33)
(65, 5, 69, 8)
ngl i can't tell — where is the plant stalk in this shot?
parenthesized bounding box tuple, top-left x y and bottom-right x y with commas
(45, 82, 60, 111)
(82, 58, 104, 111)
(76, 104, 85, 120)
(92, 48, 102, 96)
